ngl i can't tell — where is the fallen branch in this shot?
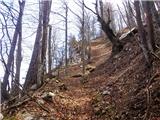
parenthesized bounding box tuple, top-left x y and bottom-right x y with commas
(2, 80, 50, 113)
(3, 97, 31, 111)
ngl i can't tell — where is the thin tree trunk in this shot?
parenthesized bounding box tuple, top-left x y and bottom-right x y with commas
(2, 0, 25, 101)
(48, 25, 52, 73)
(12, 12, 23, 96)
(24, 9, 43, 90)
(82, 0, 85, 76)
(143, 1, 156, 52)
(134, 1, 152, 67)
(40, 0, 52, 85)
(65, 4, 68, 75)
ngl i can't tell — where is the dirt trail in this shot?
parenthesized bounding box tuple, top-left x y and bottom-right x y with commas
(52, 38, 112, 119)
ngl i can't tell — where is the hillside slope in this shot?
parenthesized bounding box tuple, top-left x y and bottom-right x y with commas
(2, 36, 160, 120)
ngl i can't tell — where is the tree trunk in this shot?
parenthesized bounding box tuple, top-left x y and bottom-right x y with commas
(134, 1, 152, 67)
(24, 1, 52, 90)
(40, 0, 52, 85)
(97, 1, 123, 55)
(143, 1, 156, 52)
(82, 0, 85, 76)
(65, 4, 68, 75)
(100, 18, 123, 54)
(2, 0, 25, 101)
(24, 10, 43, 90)
(48, 25, 52, 73)
(11, 11, 23, 96)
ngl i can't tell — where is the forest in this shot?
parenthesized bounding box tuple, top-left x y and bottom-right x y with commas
(0, 0, 160, 120)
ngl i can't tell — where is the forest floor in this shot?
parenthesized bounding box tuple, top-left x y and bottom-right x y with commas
(2, 35, 160, 120)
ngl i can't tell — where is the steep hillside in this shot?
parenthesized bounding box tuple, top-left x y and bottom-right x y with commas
(2, 36, 160, 120)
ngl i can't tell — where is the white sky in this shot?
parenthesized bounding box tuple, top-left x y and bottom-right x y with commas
(0, 0, 123, 84)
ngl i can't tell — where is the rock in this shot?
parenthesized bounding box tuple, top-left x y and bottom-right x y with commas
(102, 90, 110, 95)
(37, 99, 45, 105)
(39, 117, 45, 120)
(102, 86, 112, 95)
(86, 65, 95, 73)
(41, 92, 56, 102)
(94, 107, 101, 115)
(46, 78, 50, 82)
(0, 113, 4, 120)
(22, 112, 34, 120)
(30, 84, 37, 90)
(48, 92, 56, 97)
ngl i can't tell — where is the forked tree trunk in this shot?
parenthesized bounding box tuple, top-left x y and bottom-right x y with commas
(99, 17, 123, 54)
(97, 0, 123, 55)
(24, 11, 43, 90)
(11, 12, 23, 96)
(2, 0, 25, 101)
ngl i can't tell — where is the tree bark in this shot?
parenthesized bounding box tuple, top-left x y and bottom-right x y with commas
(24, 8, 43, 90)
(65, 4, 68, 75)
(96, 0, 123, 54)
(11, 9, 23, 96)
(48, 25, 52, 73)
(82, 0, 85, 76)
(40, 0, 52, 85)
(2, 0, 25, 101)
(143, 1, 156, 52)
(134, 1, 152, 67)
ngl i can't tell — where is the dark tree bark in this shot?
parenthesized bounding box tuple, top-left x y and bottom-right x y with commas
(48, 25, 52, 73)
(11, 9, 23, 96)
(40, 0, 52, 85)
(24, 1, 52, 90)
(65, 3, 68, 75)
(82, 0, 85, 75)
(85, 0, 123, 55)
(143, 1, 156, 52)
(134, 1, 152, 67)
(24, 8, 43, 90)
(2, 0, 25, 101)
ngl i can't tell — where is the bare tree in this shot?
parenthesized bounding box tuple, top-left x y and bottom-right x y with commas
(24, 0, 52, 90)
(122, 0, 136, 28)
(48, 25, 52, 74)
(142, 1, 156, 52)
(84, 0, 123, 55)
(134, 1, 152, 67)
(11, 6, 23, 96)
(64, 2, 68, 75)
(2, 0, 25, 101)
(24, 3, 43, 90)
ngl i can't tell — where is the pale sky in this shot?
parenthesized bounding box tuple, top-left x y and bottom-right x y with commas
(0, 0, 123, 84)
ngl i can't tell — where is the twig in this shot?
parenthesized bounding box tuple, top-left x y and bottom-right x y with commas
(151, 51, 160, 61)
(3, 80, 50, 113)
(143, 73, 158, 120)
